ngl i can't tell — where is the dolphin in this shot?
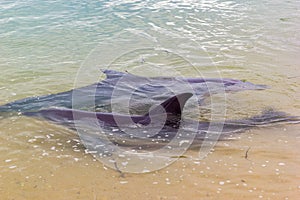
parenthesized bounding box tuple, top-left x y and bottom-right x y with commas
(0, 70, 267, 115)
(23, 93, 195, 152)
(23, 93, 300, 151)
(24, 93, 192, 128)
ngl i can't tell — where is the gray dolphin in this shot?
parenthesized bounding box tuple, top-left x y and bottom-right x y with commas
(24, 93, 300, 151)
(0, 70, 267, 115)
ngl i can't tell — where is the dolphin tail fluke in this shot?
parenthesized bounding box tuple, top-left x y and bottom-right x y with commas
(245, 108, 300, 126)
(196, 109, 300, 141)
(224, 108, 300, 130)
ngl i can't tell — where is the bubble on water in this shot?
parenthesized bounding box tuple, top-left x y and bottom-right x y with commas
(42, 152, 49, 156)
(179, 140, 190, 146)
(28, 139, 36, 143)
(193, 161, 200, 165)
(166, 21, 175, 26)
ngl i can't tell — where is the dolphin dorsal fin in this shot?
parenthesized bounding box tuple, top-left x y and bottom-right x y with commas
(139, 93, 193, 128)
(146, 93, 193, 116)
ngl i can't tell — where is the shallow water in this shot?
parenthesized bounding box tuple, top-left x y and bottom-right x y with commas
(0, 0, 300, 199)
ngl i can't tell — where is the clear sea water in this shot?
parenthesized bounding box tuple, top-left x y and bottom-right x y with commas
(0, 0, 300, 199)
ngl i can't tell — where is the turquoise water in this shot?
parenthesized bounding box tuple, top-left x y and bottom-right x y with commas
(1, 0, 299, 114)
(0, 0, 300, 199)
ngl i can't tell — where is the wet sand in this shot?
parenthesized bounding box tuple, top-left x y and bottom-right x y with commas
(1, 115, 299, 199)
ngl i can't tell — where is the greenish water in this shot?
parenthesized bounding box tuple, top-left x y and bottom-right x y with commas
(0, 0, 300, 199)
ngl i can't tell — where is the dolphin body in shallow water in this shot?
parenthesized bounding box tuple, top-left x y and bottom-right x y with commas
(24, 93, 300, 152)
(25, 93, 192, 129)
(0, 70, 267, 115)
